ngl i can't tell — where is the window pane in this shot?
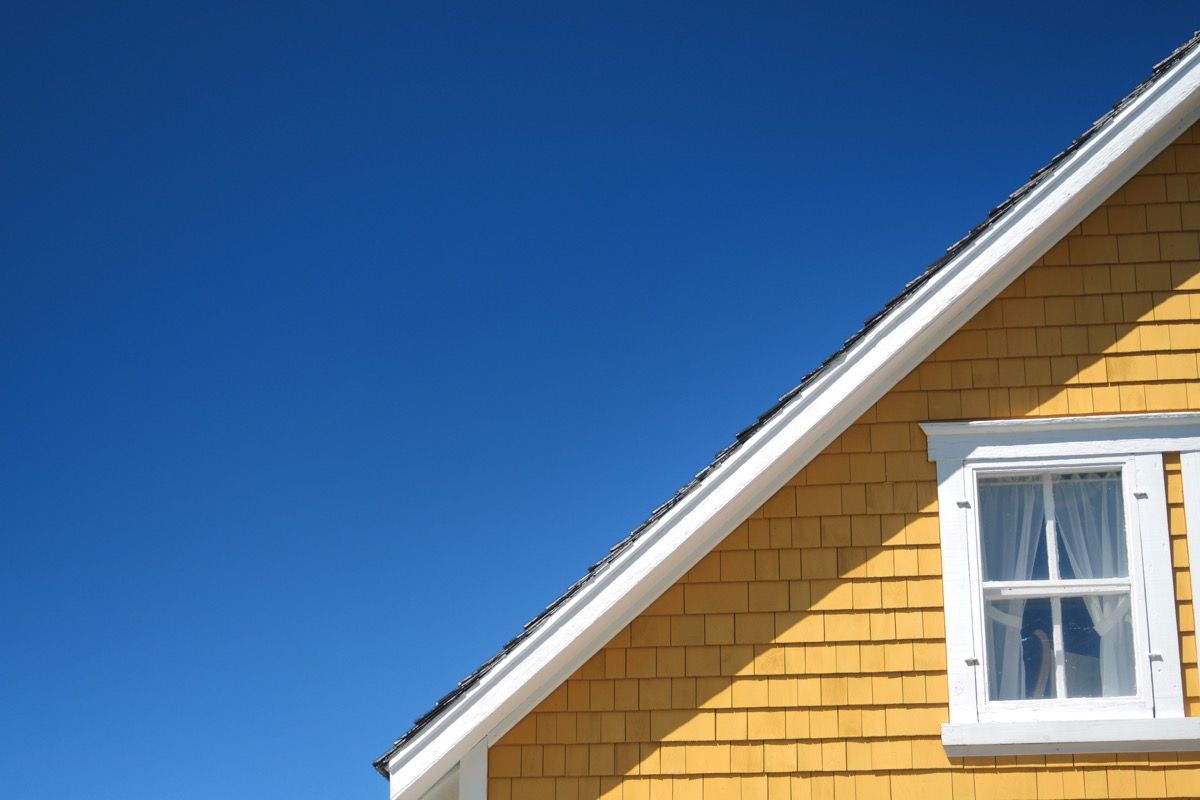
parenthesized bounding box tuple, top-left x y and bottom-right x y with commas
(978, 476, 1047, 581)
(1052, 471, 1128, 580)
(1062, 595, 1136, 698)
(985, 598, 1056, 701)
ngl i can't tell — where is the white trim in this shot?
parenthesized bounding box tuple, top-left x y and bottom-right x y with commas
(935, 458, 979, 723)
(458, 742, 486, 800)
(942, 718, 1200, 756)
(923, 412, 1200, 462)
(1134, 453, 1186, 718)
(413, 766, 458, 800)
(383, 44, 1200, 798)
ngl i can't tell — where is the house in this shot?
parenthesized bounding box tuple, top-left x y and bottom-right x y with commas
(376, 33, 1200, 800)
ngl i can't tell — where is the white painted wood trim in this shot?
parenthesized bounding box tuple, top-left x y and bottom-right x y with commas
(923, 412, 1200, 462)
(942, 718, 1200, 756)
(935, 459, 979, 724)
(458, 742, 486, 800)
(383, 45, 1200, 799)
(1133, 454, 1185, 717)
(409, 766, 458, 800)
(1181, 452, 1200, 640)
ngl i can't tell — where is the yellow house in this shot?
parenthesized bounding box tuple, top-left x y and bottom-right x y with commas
(377, 33, 1200, 800)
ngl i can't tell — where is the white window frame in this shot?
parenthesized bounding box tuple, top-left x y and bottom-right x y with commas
(922, 412, 1200, 755)
(964, 454, 1158, 721)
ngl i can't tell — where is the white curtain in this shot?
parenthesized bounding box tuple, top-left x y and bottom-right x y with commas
(1052, 473, 1136, 697)
(979, 478, 1044, 700)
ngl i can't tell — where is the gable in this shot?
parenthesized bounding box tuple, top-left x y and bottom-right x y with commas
(378, 33, 1200, 800)
(487, 122, 1200, 799)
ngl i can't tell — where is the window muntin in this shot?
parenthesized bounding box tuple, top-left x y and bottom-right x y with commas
(975, 468, 1137, 705)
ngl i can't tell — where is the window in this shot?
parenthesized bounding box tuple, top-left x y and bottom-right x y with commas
(923, 413, 1200, 755)
(970, 458, 1152, 719)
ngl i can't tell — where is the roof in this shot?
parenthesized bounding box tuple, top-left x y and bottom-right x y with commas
(375, 30, 1200, 793)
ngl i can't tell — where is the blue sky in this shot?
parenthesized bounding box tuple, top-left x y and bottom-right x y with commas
(2, 3, 1198, 798)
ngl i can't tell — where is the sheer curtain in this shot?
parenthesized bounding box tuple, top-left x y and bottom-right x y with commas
(979, 478, 1044, 699)
(1053, 473, 1136, 696)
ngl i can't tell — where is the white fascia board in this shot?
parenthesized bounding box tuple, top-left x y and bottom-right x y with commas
(942, 719, 1200, 756)
(922, 412, 1200, 461)
(385, 45, 1200, 800)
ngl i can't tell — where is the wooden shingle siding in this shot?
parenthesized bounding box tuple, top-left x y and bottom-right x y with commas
(489, 123, 1200, 799)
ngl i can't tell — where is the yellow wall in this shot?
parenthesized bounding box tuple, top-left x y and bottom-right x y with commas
(488, 124, 1200, 799)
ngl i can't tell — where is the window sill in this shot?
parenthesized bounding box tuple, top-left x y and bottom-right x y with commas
(942, 719, 1200, 756)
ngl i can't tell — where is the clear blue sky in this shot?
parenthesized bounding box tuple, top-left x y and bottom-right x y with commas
(2, 4, 1197, 798)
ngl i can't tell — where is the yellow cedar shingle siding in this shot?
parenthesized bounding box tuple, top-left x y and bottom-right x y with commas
(489, 124, 1200, 799)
